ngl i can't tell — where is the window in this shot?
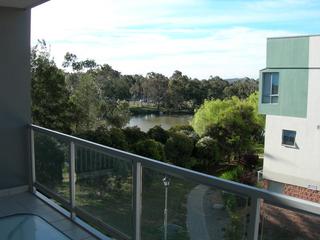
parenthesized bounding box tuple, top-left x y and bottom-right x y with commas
(262, 72, 279, 103)
(282, 130, 296, 146)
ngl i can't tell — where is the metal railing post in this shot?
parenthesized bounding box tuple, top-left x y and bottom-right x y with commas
(70, 141, 76, 220)
(133, 161, 142, 240)
(30, 128, 36, 193)
(247, 196, 261, 240)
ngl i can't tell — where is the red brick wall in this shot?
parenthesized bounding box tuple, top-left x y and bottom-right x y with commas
(260, 180, 320, 239)
(262, 179, 320, 203)
(283, 183, 320, 204)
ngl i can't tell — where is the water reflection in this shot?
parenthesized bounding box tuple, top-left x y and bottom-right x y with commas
(127, 114, 193, 132)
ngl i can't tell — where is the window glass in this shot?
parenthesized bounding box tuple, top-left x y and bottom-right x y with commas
(262, 72, 279, 104)
(262, 73, 271, 103)
(282, 130, 296, 146)
(271, 96, 278, 103)
(271, 73, 279, 95)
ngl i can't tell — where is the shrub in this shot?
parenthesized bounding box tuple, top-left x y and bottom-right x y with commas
(165, 132, 194, 167)
(109, 127, 128, 150)
(220, 166, 245, 182)
(147, 125, 169, 144)
(34, 134, 65, 186)
(123, 126, 147, 146)
(195, 136, 220, 168)
(133, 139, 166, 161)
(169, 125, 199, 144)
(169, 125, 194, 133)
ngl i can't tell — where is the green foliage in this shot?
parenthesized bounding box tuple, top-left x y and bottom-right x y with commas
(96, 64, 131, 101)
(130, 75, 145, 101)
(224, 206, 245, 240)
(123, 126, 147, 146)
(220, 166, 245, 181)
(31, 40, 73, 133)
(62, 52, 97, 71)
(147, 125, 169, 144)
(195, 136, 220, 167)
(165, 132, 194, 167)
(133, 139, 166, 161)
(192, 97, 238, 136)
(31, 42, 263, 180)
(142, 72, 169, 110)
(34, 134, 65, 185)
(205, 76, 229, 100)
(101, 100, 131, 128)
(192, 93, 264, 161)
(77, 126, 128, 151)
(223, 78, 258, 99)
(70, 73, 102, 132)
(166, 70, 189, 110)
(169, 124, 194, 133)
(169, 125, 199, 144)
(108, 127, 128, 150)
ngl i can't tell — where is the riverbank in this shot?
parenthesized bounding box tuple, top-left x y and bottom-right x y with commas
(129, 105, 194, 116)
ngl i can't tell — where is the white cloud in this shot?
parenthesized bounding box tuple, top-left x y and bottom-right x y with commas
(31, 0, 304, 79)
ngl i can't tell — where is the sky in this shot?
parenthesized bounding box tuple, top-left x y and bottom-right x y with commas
(31, 0, 320, 79)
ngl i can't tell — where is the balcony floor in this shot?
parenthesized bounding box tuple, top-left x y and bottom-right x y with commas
(0, 192, 99, 240)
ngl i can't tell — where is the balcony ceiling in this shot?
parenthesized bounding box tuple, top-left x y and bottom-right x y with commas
(0, 0, 49, 9)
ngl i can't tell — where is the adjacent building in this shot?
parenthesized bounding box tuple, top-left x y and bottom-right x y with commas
(260, 35, 320, 202)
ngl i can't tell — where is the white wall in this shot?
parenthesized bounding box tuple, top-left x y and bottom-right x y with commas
(263, 68, 320, 189)
(309, 36, 320, 68)
(263, 36, 320, 189)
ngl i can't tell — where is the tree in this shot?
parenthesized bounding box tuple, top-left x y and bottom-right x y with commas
(130, 75, 146, 101)
(205, 76, 229, 100)
(147, 125, 169, 144)
(123, 126, 147, 146)
(70, 73, 102, 132)
(165, 132, 194, 167)
(192, 93, 264, 162)
(101, 100, 131, 128)
(184, 79, 205, 107)
(31, 40, 73, 133)
(142, 72, 169, 110)
(34, 134, 66, 186)
(191, 97, 238, 136)
(108, 127, 128, 150)
(195, 136, 220, 168)
(166, 70, 189, 110)
(223, 79, 258, 99)
(95, 64, 131, 100)
(133, 139, 166, 161)
(62, 52, 97, 71)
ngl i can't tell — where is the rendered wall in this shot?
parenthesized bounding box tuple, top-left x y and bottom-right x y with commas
(263, 70, 320, 190)
(0, 7, 31, 189)
(259, 68, 308, 118)
(266, 36, 309, 68)
(259, 36, 310, 118)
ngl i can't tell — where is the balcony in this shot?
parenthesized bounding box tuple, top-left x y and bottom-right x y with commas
(1, 125, 314, 240)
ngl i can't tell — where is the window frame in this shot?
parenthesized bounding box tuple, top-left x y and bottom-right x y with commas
(281, 129, 296, 147)
(262, 72, 279, 104)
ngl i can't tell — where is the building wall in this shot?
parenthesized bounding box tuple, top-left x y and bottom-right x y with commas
(266, 36, 309, 68)
(263, 114, 320, 189)
(259, 68, 309, 118)
(0, 7, 31, 189)
(263, 69, 320, 189)
(262, 35, 320, 191)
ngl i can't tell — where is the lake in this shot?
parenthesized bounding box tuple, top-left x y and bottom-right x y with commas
(127, 114, 193, 132)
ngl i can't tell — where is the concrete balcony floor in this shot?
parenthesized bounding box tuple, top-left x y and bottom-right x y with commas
(0, 191, 99, 240)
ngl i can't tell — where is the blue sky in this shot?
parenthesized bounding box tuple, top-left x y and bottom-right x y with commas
(31, 0, 320, 79)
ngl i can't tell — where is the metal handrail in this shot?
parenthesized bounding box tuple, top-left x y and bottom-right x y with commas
(29, 124, 320, 240)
